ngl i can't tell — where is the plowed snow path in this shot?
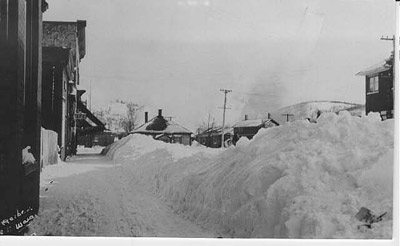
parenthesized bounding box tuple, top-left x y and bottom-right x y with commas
(31, 151, 215, 237)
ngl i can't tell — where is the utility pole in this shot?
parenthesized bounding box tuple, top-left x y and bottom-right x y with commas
(381, 32, 397, 119)
(219, 89, 232, 148)
(282, 113, 294, 123)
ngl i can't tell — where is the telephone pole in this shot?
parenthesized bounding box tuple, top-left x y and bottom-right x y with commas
(381, 32, 397, 119)
(219, 89, 232, 148)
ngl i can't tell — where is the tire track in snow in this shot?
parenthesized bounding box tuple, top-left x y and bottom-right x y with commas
(31, 153, 216, 237)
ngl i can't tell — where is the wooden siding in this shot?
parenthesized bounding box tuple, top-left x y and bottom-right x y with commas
(365, 69, 394, 119)
(0, 0, 45, 234)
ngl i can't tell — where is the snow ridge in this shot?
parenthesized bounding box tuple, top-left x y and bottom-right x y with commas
(108, 111, 393, 238)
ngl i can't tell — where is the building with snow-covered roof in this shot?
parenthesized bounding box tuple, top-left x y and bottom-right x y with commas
(131, 110, 193, 146)
(232, 114, 279, 144)
(356, 53, 394, 120)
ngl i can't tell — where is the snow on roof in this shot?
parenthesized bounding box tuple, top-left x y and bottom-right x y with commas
(132, 117, 192, 134)
(356, 58, 392, 76)
(233, 119, 263, 128)
(233, 119, 278, 128)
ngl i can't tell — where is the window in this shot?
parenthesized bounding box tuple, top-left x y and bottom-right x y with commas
(368, 76, 379, 93)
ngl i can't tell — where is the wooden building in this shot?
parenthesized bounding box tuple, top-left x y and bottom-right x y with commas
(75, 90, 106, 147)
(77, 130, 116, 148)
(232, 115, 279, 144)
(0, 0, 48, 235)
(41, 20, 87, 160)
(132, 110, 193, 146)
(356, 54, 394, 120)
(196, 127, 233, 148)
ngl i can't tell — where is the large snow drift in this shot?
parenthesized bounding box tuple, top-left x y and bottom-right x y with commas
(107, 111, 394, 238)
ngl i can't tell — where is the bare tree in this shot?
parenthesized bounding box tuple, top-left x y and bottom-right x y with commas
(93, 100, 143, 134)
(196, 113, 216, 146)
(120, 101, 143, 133)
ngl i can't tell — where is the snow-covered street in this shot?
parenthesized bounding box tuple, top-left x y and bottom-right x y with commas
(29, 148, 217, 237)
(29, 111, 394, 239)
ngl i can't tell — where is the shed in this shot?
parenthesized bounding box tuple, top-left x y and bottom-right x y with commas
(356, 53, 394, 120)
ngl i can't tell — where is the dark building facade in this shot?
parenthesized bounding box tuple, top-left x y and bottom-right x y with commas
(0, 0, 48, 234)
(357, 54, 394, 120)
(41, 20, 87, 160)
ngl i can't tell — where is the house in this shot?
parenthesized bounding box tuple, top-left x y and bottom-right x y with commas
(0, 0, 48, 234)
(356, 53, 394, 120)
(196, 127, 234, 148)
(131, 110, 193, 146)
(232, 114, 279, 144)
(41, 20, 91, 159)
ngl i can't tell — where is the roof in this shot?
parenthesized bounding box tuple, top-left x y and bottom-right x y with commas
(233, 119, 279, 128)
(132, 117, 192, 135)
(356, 56, 393, 76)
(233, 119, 264, 128)
(76, 100, 105, 135)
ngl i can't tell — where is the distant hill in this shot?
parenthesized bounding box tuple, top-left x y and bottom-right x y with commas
(270, 101, 365, 125)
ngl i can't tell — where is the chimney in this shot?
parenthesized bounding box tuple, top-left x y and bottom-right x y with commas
(244, 115, 248, 121)
(158, 109, 162, 117)
(145, 112, 148, 123)
(267, 113, 271, 119)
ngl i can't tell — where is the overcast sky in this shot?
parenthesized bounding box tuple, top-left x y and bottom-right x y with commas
(44, 0, 395, 130)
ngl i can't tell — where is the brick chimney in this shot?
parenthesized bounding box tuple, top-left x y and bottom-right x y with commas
(145, 112, 148, 123)
(158, 109, 162, 117)
(267, 113, 271, 119)
(244, 115, 248, 120)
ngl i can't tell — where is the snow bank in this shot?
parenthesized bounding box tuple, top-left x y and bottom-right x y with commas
(107, 134, 221, 163)
(109, 112, 394, 238)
